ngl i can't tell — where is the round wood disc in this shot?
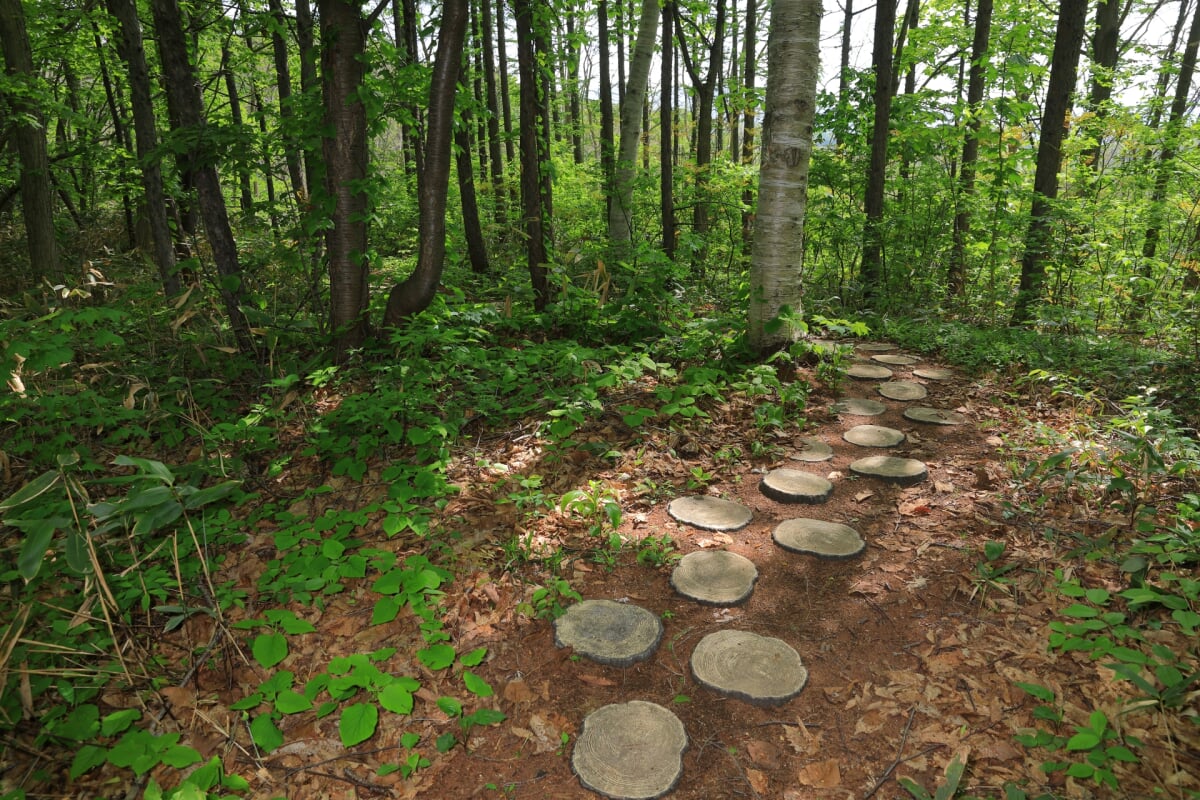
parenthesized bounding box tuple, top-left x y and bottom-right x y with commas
(773, 518, 866, 559)
(760, 469, 833, 504)
(904, 406, 968, 426)
(667, 495, 752, 531)
(831, 397, 887, 416)
(554, 599, 663, 666)
(670, 550, 759, 606)
(572, 700, 688, 800)
(690, 629, 808, 706)
(857, 343, 897, 352)
(843, 424, 905, 447)
(849, 455, 928, 486)
(878, 381, 928, 401)
(913, 367, 955, 381)
(846, 363, 893, 380)
(792, 436, 834, 462)
(870, 354, 920, 366)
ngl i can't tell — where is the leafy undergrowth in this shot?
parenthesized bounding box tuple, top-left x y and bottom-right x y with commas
(0, 291, 1197, 799)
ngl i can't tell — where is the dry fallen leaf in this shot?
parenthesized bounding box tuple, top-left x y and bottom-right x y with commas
(746, 739, 780, 768)
(796, 758, 841, 788)
(746, 768, 770, 793)
(898, 498, 933, 516)
(855, 490, 875, 502)
(577, 673, 617, 687)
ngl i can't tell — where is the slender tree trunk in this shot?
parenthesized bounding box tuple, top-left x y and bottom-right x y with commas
(598, 0, 616, 224)
(566, 7, 585, 163)
(947, 0, 992, 299)
(106, 0, 179, 295)
(151, 0, 255, 353)
(740, 0, 758, 251)
(479, 0, 505, 220)
(727, 1, 739, 160)
(835, 0, 853, 146)
(0, 0, 61, 282)
(608, 0, 659, 247)
(749, 0, 821, 353)
(515, 0, 551, 308)
(858, 0, 896, 300)
(90, 27, 136, 247)
(296, 0, 320, 202)
(221, 43, 254, 215)
(456, 103, 491, 274)
(1010, 0, 1088, 325)
(400, 0, 425, 182)
(616, 0, 626, 109)
(268, 0, 306, 202)
(1082, 0, 1121, 173)
(384, 0, 470, 323)
(675, 0, 727, 241)
(661, 0, 675, 259)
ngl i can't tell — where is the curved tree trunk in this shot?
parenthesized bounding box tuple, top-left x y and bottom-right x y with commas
(607, 0, 659, 247)
(748, 0, 821, 354)
(383, 0, 470, 324)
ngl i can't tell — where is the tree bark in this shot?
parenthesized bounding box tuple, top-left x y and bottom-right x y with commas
(456, 106, 491, 274)
(1009, 0, 1088, 325)
(749, 0, 821, 353)
(598, 0, 616, 223)
(608, 0, 659, 247)
(675, 0, 727, 240)
(661, 0, 675, 260)
(858, 0, 896, 301)
(384, 0, 470, 323)
(0, 0, 62, 282)
(1082, 0, 1121, 173)
(268, 0, 307, 203)
(740, 0, 758, 251)
(496, 0, 516, 167)
(479, 0, 506, 219)
(221, 42, 254, 215)
(515, 0, 551, 308)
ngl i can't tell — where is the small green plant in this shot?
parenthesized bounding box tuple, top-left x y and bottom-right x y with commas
(686, 465, 716, 490)
(898, 753, 966, 800)
(635, 534, 679, 568)
(521, 579, 582, 619)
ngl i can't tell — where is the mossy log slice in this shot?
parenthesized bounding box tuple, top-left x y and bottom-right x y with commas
(690, 630, 809, 706)
(843, 424, 906, 447)
(554, 600, 663, 666)
(870, 354, 920, 366)
(773, 518, 866, 559)
(904, 406, 968, 426)
(670, 550, 759, 606)
(857, 343, 897, 352)
(667, 495, 752, 532)
(572, 701, 688, 800)
(760, 469, 833, 504)
(846, 363, 893, 380)
(832, 397, 888, 416)
(849, 455, 928, 486)
(912, 367, 955, 381)
(878, 381, 928, 401)
(792, 436, 834, 462)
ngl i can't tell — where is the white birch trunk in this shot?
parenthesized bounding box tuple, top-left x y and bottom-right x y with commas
(607, 0, 660, 246)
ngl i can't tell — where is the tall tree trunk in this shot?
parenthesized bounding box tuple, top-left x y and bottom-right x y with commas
(608, 0, 659, 247)
(479, 0, 505, 221)
(496, 0, 516, 168)
(91, 22, 137, 249)
(515, 0, 551, 308)
(1009, 0, 1088, 326)
(269, 0, 307, 203)
(947, 0, 992, 299)
(296, 0, 320, 202)
(740, 0, 758, 251)
(1082, 0, 1121, 173)
(749, 0, 821, 353)
(661, 0, 675, 260)
(726, 0, 739, 159)
(858, 0, 897, 301)
(598, 0, 616, 224)
(0, 0, 62, 283)
(384, 0, 470, 323)
(835, 0, 853, 146)
(221, 43, 254, 215)
(675, 0, 727, 241)
(151, 0, 255, 354)
(106, 0, 179, 295)
(456, 102, 491, 274)
(399, 0, 425, 182)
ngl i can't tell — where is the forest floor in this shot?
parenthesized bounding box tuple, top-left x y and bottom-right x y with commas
(23, 343, 1200, 800)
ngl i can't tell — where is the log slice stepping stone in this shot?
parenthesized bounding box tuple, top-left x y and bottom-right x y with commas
(690, 629, 808, 706)
(913, 367, 955, 381)
(554, 599, 663, 666)
(858, 343, 897, 352)
(843, 424, 905, 447)
(847, 363, 893, 380)
(871, 354, 920, 366)
(670, 550, 758, 606)
(572, 700, 687, 800)
(760, 468, 833, 504)
(774, 518, 866, 559)
(878, 381, 928, 401)
(904, 406, 968, 426)
(667, 495, 752, 531)
(832, 397, 887, 416)
(849, 455, 928, 486)
(792, 436, 834, 462)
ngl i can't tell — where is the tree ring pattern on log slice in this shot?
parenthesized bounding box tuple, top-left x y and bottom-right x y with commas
(846, 363, 893, 380)
(857, 342, 897, 352)
(670, 550, 759, 606)
(831, 397, 887, 416)
(572, 700, 688, 800)
(554, 599, 664, 667)
(791, 436, 834, 462)
(904, 406, 968, 425)
(690, 629, 809, 706)
(842, 424, 906, 447)
(912, 367, 955, 381)
(666, 495, 752, 531)
(849, 455, 929, 486)
(759, 468, 833, 504)
(877, 380, 928, 401)
(773, 518, 866, 559)
(870, 353, 920, 366)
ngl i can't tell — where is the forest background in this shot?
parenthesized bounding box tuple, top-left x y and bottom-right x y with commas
(1, 0, 1199, 797)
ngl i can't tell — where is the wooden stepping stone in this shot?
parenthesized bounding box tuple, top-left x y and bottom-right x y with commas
(572, 700, 687, 800)
(849, 455, 928, 486)
(847, 363, 893, 380)
(904, 406, 968, 426)
(670, 550, 758, 606)
(791, 436, 833, 462)
(913, 367, 955, 381)
(843, 424, 905, 447)
(870, 354, 920, 366)
(773, 518, 866, 559)
(832, 397, 887, 416)
(554, 599, 663, 666)
(878, 381, 928, 401)
(858, 343, 896, 352)
(667, 496, 752, 531)
(760, 468, 833, 504)
(690, 630, 808, 706)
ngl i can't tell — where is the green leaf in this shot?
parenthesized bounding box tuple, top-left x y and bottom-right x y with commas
(274, 691, 313, 714)
(266, 610, 316, 635)
(250, 714, 283, 753)
(378, 683, 416, 715)
(1155, 664, 1184, 688)
(1014, 682, 1056, 703)
(17, 517, 60, 580)
(1087, 710, 1108, 734)
(55, 703, 99, 741)
(400, 732, 420, 749)
(112, 455, 175, 485)
(69, 744, 108, 779)
(101, 708, 141, 736)
(230, 692, 264, 711)
(182, 480, 241, 510)
(459, 647, 487, 667)
(0, 469, 60, 512)
(1066, 731, 1101, 751)
(1105, 745, 1139, 763)
(371, 595, 401, 625)
(377, 762, 401, 776)
(465, 708, 505, 726)
(1084, 588, 1110, 605)
(462, 671, 493, 698)
(417, 644, 455, 670)
(161, 745, 202, 768)
(436, 696, 462, 717)
(1061, 604, 1099, 618)
(339, 703, 379, 747)
(435, 732, 457, 753)
(252, 633, 288, 669)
